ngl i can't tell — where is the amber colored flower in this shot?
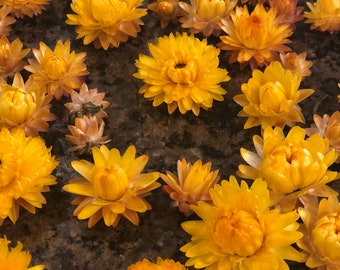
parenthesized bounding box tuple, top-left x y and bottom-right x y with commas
(160, 158, 219, 216)
(127, 257, 186, 270)
(178, 0, 237, 37)
(233, 61, 314, 129)
(181, 176, 304, 270)
(63, 145, 160, 228)
(219, 4, 293, 69)
(24, 39, 89, 100)
(0, 0, 50, 18)
(238, 126, 339, 212)
(304, 0, 340, 32)
(0, 6, 15, 36)
(0, 236, 44, 269)
(279, 52, 313, 79)
(0, 36, 30, 78)
(0, 73, 56, 136)
(269, 0, 304, 29)
(66, 0, 147, 50)
(134, 32, 230, 116)
(0, 127, 58, 225)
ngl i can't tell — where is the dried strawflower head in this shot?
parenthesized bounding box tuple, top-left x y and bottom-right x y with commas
(0, 235, 45, 269)
(24, 39, 89, 100)
(127, 257, 186, 270)
(269, 0, 304, 29)
(279, 52, 313, 79)
(0, 73, 56, 136)
(219, 4, 293, 69)
(234, 61, 314, 129)
(161, 158, 219, 216)
(134, 32, 230, 116)
(0, 127, 58, 225)
(238, 126, 339, 212)
(181, 177, 304, 270)
(178, 0, 237, 37)
(66, 115, 111, 154)
(304, 0, 340, 32)
(0, 36, 30, 78)
(0, 6, 15, 36)
(66, 0, 147, 50)
(63, 145, 160, 228)
(0, 0, 50, 18)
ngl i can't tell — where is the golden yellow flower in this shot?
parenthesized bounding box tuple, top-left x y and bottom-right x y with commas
(24, 39, 89, 100)
(233, 61, 314, 129)
(0, 127, 58, 225)
(127, 257, 186, 270)
(160, 158, 219, 216)
(0, 73, 56, 136)
(0, 0, 50, 18)
(66, 0, 147, 50)
(238, 126, 339, 212)
(304, 0, 340, 32)
(181, 176, 304, 270)
(279, 51, 313, 79)
(0, 36, 30, 78)
(0, 6, 15, 36)
(219, 4, 293, 69)
(0, 236, 44, 270)
(134, 32, 230, 116)
(63, 145, 160, 228)
(178, 0, 237, 36)
(298, 195, 340, 269)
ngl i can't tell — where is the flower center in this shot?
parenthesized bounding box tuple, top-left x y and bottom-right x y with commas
(258, 81, 288, 113)
(240, 15, 267, 49)
(91, 0, 127, 23)
(158, 1, 175, 16)
(165, 59, 198, 85)
(0, 153, 15, 188)
(196, 0, 226, 20)
(45, 55, 68, 80)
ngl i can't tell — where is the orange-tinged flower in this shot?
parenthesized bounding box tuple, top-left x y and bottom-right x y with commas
(0, 235, 44, 269)
(127, 257, 186, 270)
(63, 145, 160, 228)
(181, 177, 304, 270)
(0, 6, 15, 36)
(0, 0, 50, 18)
(268, 0, 304, 29)
(219, 4, 293, 69)
(66, 0, 147, 50)
(233, 61, 314, 129)
(238, 126, 339, 212)
(160, 158, 219, 216)
(134, 32, 230, 116)
(24, 39, 89, 100)
(0, 127, 58, 225)
(279, 51, 313, 79)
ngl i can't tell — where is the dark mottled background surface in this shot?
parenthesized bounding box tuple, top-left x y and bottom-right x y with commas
(1, 0, 339, 269)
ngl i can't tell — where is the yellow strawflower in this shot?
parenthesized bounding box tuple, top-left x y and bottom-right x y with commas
(66, 0, 147, 50)
(0, 0, 50, 18)
(0, 127, 58, 225)
(127, 257, 186, 270)
(134, 32, 230, 116)
(181, 176, 304, 270)
(63, 145, 160, 228)
(233, 61, 314, 129)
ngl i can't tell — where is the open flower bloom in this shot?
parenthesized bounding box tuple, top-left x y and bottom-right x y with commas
(268, 0, 304, 29)
(24, 39, 89, 100)
(0, 236, 44, 269)
(181, 177, 304, 270)
(219, 4, 293, 69)
(127, 257, 186, 270)
(233, 61, 314, 129)
(304, 0, 340, 32)
(66, 0, 147, 50)
(0, 0, 50, 18)
(63, 145, 160, 228)
(279, 52, 313, 79)
(178, 0, 237, 37)
(160, 158, 219, 216)
(134, 32, 230, 116)
(0, 73, 56, 136)
(298, 195, 340, 269)
(238, 126, 339, 212)
(0, 6, 15, 36)
(0, 127, 58, 225)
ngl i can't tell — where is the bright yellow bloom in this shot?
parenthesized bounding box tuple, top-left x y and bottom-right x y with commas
(0, 236, 44, 270)
(0, 127, 58, 225)
(0, 0, 50, 18)
(0, 5, 15, 36)
(134, 32, 230, 116)
(298, 195, 340, 269)
(304, 0, 340, 32)
(66, 0, 147, 50)
(127, 257, 186, 270)
(24, 39, 89, 100)
(279, 51, 313, 79)
(63, 145, 160, 228)
(233, 61, 314, 129)
(219, 4, 293, 69)
(238, 126, 339, 212)
(181, 177, 304, 270)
